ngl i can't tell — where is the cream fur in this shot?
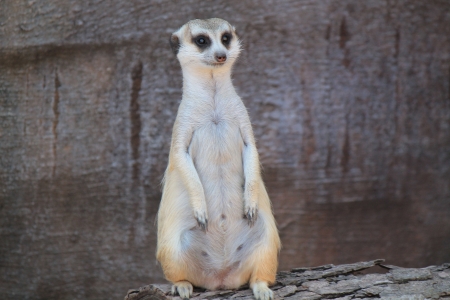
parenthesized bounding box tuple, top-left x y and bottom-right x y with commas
(156, 18, 281, 300)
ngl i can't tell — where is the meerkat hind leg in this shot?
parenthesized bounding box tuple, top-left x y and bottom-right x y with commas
(251, 281, 273, 300)
(249, 244, 278, 300)
(171, 280, 193, 299)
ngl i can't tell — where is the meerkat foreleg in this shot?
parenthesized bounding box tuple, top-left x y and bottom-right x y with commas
(171, 121, 208, 230)
(240, 121, 261, 226)
(243, 143, 260, 226)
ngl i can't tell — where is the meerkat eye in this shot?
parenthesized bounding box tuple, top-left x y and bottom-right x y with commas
(221, 33, 232, 46)
(194, 35, 209, 48)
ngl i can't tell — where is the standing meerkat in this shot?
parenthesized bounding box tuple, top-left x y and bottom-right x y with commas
(156, 18, 281, 300)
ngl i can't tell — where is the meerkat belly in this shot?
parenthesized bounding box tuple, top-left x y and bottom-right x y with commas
(184, 116, 257, 287)
(189, 117, 245, 218)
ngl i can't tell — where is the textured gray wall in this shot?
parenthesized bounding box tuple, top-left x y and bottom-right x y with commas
(1, 1, 449, 299)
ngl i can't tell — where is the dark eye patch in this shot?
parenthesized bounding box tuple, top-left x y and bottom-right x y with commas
(193, 35, 210, 49)
(221, 32, 232, 47)
(222, 32, 232, 46)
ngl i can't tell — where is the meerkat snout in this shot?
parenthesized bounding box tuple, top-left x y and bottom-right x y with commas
(215, 52, 227, 63)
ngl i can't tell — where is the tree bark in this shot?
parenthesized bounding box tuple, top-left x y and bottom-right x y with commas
(124, 260, 450, 300)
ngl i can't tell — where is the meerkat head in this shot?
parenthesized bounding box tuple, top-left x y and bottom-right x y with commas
(170, 18, 241, 70)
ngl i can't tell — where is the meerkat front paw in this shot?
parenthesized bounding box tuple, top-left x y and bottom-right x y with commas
(252, 281, 273, 300)
(244, 202, 258, 227)
(171, 280, 193, 299)
(244, 182, 259, 226)
(194, 208, 208, 231)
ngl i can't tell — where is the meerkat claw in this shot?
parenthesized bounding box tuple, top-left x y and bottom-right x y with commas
(194, 210, 208, 231)
(245, 206, 258, 227)
(171, 281, 193, 299)
(196, 217, 208, 231)
(252, 281, 273, 300)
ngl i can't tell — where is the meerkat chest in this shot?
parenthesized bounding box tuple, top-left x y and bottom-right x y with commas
(188, 98, 243, 163)
(195, 96, 239, 128)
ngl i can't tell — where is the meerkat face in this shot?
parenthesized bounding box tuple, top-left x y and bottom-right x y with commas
(170, 18, 241, 70)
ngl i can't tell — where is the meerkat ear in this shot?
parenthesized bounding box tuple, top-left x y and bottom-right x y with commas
(169, 33, 180, 55)
(232, 26, 239, 39)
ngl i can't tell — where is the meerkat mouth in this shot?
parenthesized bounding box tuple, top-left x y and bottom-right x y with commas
(204, 61, 226, 67)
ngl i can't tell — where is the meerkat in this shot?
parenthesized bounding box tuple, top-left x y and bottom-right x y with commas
(156, 18, 281, 300)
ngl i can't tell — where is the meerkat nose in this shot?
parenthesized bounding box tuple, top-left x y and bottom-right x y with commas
(215, 53, 227, 63)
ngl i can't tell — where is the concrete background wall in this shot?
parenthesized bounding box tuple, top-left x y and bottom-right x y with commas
(1, 1, 449, 299)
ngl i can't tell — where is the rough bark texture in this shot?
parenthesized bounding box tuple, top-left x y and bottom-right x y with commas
(124, 260, 450, 299)
(1, 1, 450, 300)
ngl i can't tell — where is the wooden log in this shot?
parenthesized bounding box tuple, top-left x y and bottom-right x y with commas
(124, 260, 450, 299)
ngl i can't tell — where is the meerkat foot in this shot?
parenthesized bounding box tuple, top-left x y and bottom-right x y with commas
(171, 281, 193, 299)
(244, 204, 258, 227)
(252, 281, 273, 300)
(194, 208, 208, 231)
